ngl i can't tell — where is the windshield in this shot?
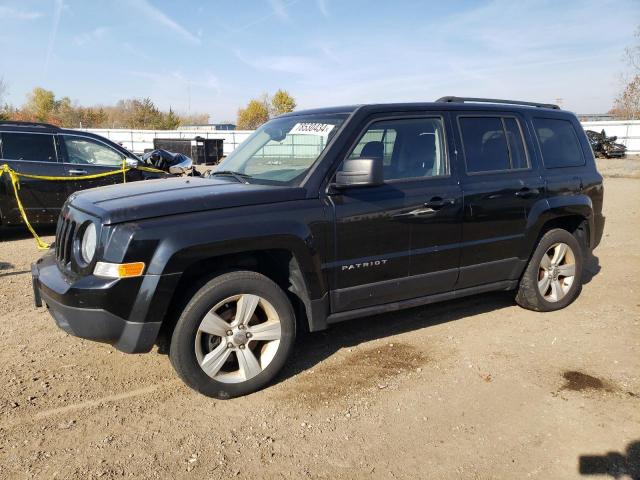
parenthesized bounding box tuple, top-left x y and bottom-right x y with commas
(213, 113, 348, 184)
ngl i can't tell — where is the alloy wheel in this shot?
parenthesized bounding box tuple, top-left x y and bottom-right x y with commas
(194, 294, 282, 383)
(537, 242, 576, 302)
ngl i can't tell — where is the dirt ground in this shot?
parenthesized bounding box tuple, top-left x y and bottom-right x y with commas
(0, 164, 639, 479)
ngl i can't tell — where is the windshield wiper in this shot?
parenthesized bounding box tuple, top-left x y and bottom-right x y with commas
(209, 170, 252, 183)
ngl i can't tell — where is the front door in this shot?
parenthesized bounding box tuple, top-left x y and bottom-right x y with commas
(59, 134, 129, 196)
(452, 113, 545, 289)
(0, 131, 66, 224)
(327, 114, 462, 312)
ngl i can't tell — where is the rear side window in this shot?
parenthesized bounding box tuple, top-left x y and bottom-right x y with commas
(1, 133, 57, 162)
(533, 118, 584, 168)
(459, 116, 529, 173)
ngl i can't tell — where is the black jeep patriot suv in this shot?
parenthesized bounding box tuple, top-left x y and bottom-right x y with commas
(32, 97, 605, 398)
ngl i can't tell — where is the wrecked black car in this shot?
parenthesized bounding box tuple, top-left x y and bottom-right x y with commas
(141, 148, 200, 176)
(586, 129, 627, 158)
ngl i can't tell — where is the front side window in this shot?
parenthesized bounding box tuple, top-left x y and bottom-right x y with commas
(533, 118, 584, 168)
(1, 133, 56, 162)
(459, 116, 530, 173)
(346, 117, 448, 180)
(214, 114, 347, 184)
(62, 135, 125, 166)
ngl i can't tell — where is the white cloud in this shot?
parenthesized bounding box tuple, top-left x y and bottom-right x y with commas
(0, 6, 43, 20)
(316, 0, 328, 18)
(235, 50, 321, 76)
(269, 0, 290, 21)
(128, 0, 200, 45)
(123, 42, 151, 61)
(44, 0, 64, 75)
(74, 27, 109, 47)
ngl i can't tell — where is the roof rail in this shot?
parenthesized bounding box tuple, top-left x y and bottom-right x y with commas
(0, 120, 61, 129)
(436, 96, 560, 110)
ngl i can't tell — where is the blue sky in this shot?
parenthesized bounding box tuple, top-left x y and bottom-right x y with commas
(0, 0, 638, 122)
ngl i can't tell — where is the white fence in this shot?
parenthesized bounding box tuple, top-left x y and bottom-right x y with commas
(78, 128, 254, 156)
(581, 120, 640, 154)
(80, 119, 640, 156)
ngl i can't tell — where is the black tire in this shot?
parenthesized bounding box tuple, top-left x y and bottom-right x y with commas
(516, 228, 583, 312)
(169, 271, 296, 399)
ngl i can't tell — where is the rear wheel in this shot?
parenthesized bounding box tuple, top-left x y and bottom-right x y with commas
(516, 228, 583, 311)
(170, 271, 296, 398)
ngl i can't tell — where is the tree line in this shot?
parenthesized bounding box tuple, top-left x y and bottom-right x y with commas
(0, 85, 208, 129)
(0, 84, 297, 130)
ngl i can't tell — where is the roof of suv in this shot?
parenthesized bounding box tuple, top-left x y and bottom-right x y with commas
(280, 96, 565, 118)
(0, 121, 138, 158)
(0, 121, 105, 136)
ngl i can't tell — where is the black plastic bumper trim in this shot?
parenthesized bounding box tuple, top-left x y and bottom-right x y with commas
(39, 289, 161, 354)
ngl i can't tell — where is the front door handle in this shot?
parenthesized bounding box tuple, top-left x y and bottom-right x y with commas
(514, 187, 540, 198)
(68, 169, 88, 175)
(424, 197, 455, 209)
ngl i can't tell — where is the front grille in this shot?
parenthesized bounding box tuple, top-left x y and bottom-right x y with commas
(55, 216, 76, 265)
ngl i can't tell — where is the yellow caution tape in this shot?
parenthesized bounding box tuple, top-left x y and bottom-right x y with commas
(0, 162, 166, 250)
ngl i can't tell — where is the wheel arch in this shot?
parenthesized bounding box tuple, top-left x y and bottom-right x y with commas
(154, 246, 320, 352)
(521, 194, 593, 263)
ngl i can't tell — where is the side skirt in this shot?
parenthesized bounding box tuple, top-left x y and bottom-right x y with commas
(326, 280, 518, 325)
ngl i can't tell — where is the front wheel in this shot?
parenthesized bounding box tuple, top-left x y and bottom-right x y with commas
(169, 271, 296, 398)
(516, 228, 583, 312)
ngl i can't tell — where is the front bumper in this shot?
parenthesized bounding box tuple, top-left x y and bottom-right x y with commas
(32, 252, 162, 353)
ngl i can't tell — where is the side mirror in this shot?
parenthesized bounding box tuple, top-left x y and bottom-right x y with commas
(334, 157, 383, 189)
(124, 157, 139, 169)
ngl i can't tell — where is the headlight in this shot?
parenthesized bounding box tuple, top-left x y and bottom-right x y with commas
(80, 222, 97, 263)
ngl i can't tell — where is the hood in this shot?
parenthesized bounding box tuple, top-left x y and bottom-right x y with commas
(69, 176, 306, 224)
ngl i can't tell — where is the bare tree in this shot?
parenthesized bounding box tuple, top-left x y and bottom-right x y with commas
(0, 78, 6, 106)
(625, 27, 640, 74)
(0, 78, 7, 120)
(611, 27, 640, 119)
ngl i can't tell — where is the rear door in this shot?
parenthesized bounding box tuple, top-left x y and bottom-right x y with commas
(59, 134, 129, 196)
(0, 131, 66, 224)
(452, 112, 545, 289)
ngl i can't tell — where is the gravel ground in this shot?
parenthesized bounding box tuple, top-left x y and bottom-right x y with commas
(596, 154, 640, 179)
(0, 175, 638, 479)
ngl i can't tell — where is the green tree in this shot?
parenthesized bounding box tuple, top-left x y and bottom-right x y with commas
(160, 107, 181, 129)
(55, 96, 80, 127)
(25, 87, 56, 122)
(237, 98, 270, 129)
(130, 97, 163, 129)
(270, 89, 296, 116)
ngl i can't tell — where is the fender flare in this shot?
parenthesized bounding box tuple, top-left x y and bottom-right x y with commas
(520, 194, 593, 259)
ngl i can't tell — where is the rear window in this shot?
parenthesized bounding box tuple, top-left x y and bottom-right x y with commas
(1, 132, 57, 162)
(458, 116, 529, 173)
(533, 118, 584, 168)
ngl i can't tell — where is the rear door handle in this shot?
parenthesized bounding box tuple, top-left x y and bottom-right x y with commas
(514, 187, 540, 198)
(68, 169, 88, 175)
(424, 197, 455, 209)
